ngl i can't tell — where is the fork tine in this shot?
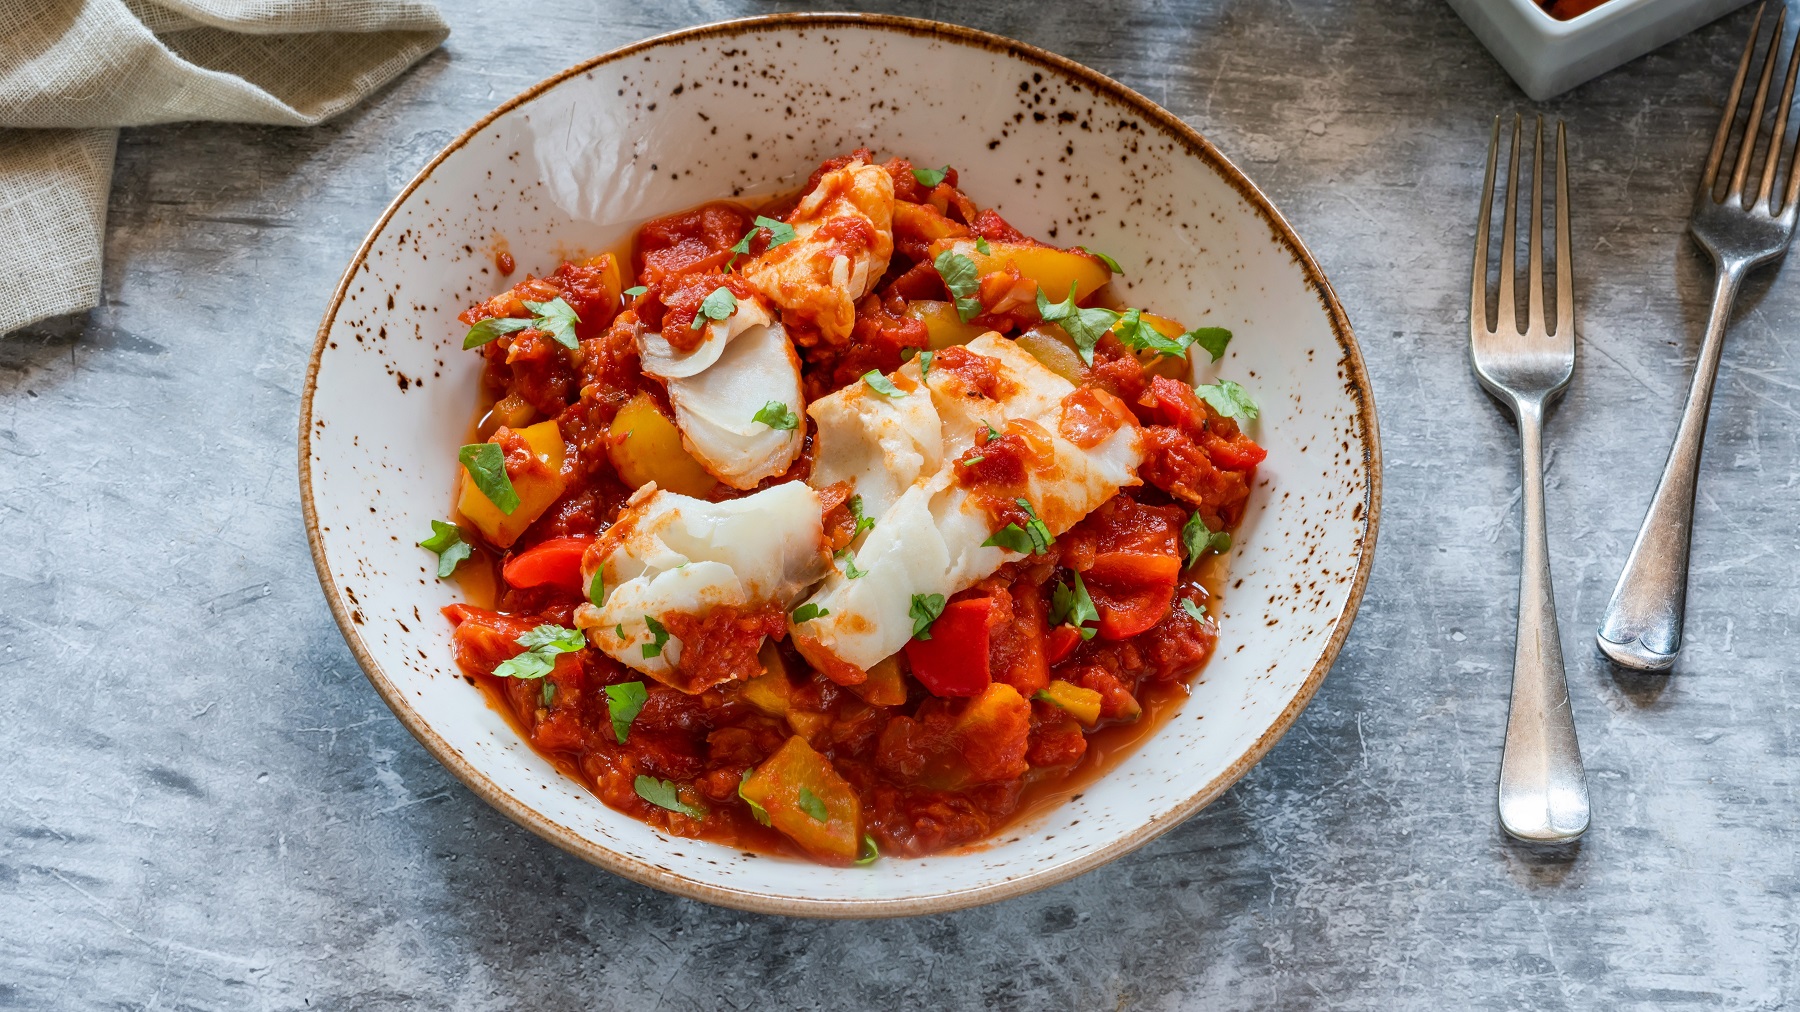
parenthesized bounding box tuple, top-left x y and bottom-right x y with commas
(1472, 115, 1500, 335)
(1758, 9, 1799, 209)
(1555, 121, 1573, 339)
(1704, 3, 1764, 198)
(1730, 6, 1785, 205)
(1497, 115, 1522, 335)
(1527, 116, 1547, 334)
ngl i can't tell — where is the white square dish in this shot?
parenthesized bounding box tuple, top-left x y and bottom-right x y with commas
(1448, 0, 1754, 100)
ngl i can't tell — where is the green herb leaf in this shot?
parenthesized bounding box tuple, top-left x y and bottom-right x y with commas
(1078, 246, 1125, 274)
(836, 549, 867, 579)
(614, 623, 625, 639)
(753, 400, 800, 431)
(955, 295, 983, 322)
(587, 567, 606, 607)
(492, 650, 555, 680)
(791, 602, 830, 623)
(975, 236, 992, 255)
(1049, 572, 1099, 639)
(517, 624, 587, 653)
(623, 285, 648, 297)
(934, 250, 980, 302)
(605, 681, 648, 743)
(918, 349, 934, 378)
(418, 520, 471, 578)
(462, 315, 531, 350)
(960, 455, 985, 467)
(541, 681, 556, 707)
(641, 615, 670, 658)
(797, 786, 829, 823)
(635, 775, 706, 818)
(1194, 379, 1259, 420)
(1185, 326, 1232, 362)
(912, 165, 949, 187)
(981, 523, 1035, 555)
(862, 369, 905, 398)
(910, 593, 947, 640)
(1180, 598, 1208, 623)
(731, 215, 799, 255)
(739, 769, 772, 826)
(1014, 498, 1054, 554)
(458, 443, 519, 514)
(692, 286, 738, 330)
(848, 495, 875, 540)
(981, 419, 1001, 442)
(1035, 282, 1119, 365)
(522, 297, 581, 349)
(854, 833, 880, 865)
(1181, 512, 1233, 564)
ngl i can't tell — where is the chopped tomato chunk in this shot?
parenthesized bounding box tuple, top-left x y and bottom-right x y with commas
(903, 597, 993, 697)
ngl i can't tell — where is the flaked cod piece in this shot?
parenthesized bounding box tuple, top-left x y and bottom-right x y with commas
(638, 294, 806, 489)
(740, 158, 895, 343)
(574, 481, 831, 692)
(789, 334, 1145, 679)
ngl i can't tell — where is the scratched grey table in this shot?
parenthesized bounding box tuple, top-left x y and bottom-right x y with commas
(5, 0, 1797, 1007)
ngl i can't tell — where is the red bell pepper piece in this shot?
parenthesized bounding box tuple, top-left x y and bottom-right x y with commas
(501, 536, 593, 594)
(1044, 624, 1083, 665)
(1082, 551, 1180, 640)
(903, 597, 993, 697)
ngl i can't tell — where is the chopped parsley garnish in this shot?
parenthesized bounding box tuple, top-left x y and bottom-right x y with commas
(909, 593, 947, 640)
(417, 520, 471, 578)
(1186, 327, 1232, 362)
(730, 215, 798, 255)
(791, 602, 830, 623)
(541, 681, 556, 707)
(1049, 573, 1099, 640)
(753, 400, 800, 430)
(836, 549, 867, 579)
(635, 775, 706, 818)
(587, 568, 605, 607)
(855, 834, 880, 865)
(492, 623, 586, 680)
(797, 786, 829, 822)
(458, 443, 519, 514)
(1180, 598, 1208, 623)
(462, 295, 582, 350)
(981, 523, 1035, 555)
(1014, 498, 1054, 554)
(933, 249, 984, 322)
(691, 286, 737, 330)
(605, 681, 648, 743)
(847, 495, 875, 539)
(1181, 512, 1233, 563)
(918, 349, 934, 378)
(1036, 282, 1120, 365)
(623, 285, 648, 297)
(981, 419, 1001, 442)
(862, 369, 905, 398)
(641, 615, 670, 658)
(1194, 379, 1259, 420)
(738, 769, 771, 826)
(1077, 246, 1125, 274)
(911, 165, 949, 187)
(961, 455, 985, 467)
(975, 236, 992, 255)
(1109, 312, 1234, 362)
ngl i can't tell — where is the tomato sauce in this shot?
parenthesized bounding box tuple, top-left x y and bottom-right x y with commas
(437, 150, 1264, 864)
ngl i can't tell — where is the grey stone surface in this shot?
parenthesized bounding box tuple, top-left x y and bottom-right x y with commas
(4, 0, 1798, 1007)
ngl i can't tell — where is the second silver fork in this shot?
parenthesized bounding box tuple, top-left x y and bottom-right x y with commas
(1471, 115, 1590, 844)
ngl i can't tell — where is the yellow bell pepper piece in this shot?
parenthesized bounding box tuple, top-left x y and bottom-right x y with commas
(739, 736, 862, 861)
(456, 419, 566, 549)
(904, 300, 990, 349)
(928, 238, 1112, 303)
(606, 392, 717, 498)
(1033, 679, 1104, 727)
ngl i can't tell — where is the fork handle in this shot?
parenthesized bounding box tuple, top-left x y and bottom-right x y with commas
(1499, 398, 1590, 843)
(1596, 263, 1746, 671)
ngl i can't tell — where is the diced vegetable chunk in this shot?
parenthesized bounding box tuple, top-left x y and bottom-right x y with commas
(902, 597, 993, 697)
(847, 654, 909, 707)
(1014, 326, 1088, 384)
(1035, 679, 1103, 727)
(501, 536, 592, 593)
(904, 300, 990, 349)
(606, 392, 717, 497)
(457, 420, 567, 548)
(927, 238, 1111, 303)
(739, 736, 862, 861)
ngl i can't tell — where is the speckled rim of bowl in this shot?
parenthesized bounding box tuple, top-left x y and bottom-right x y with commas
(299, 12, 1383, 918)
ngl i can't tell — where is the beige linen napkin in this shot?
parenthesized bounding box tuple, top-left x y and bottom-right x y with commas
(1, 0, 450, 335)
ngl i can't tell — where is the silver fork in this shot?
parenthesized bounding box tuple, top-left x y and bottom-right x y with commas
(1598, 5, 1800, 672)
(1471, 115, 1590, 844)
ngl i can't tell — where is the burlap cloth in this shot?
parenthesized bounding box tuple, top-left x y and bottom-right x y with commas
(1, 0, 449, 335)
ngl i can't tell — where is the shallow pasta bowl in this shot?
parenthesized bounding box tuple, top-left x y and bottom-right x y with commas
(299, 13, 1380, 917)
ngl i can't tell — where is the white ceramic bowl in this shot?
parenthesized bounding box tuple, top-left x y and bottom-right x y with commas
(300, 14, 1380, 917)
(1448, 0, 1753, 100)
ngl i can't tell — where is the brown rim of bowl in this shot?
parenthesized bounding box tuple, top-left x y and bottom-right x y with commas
(299, 11, 1383, 919)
